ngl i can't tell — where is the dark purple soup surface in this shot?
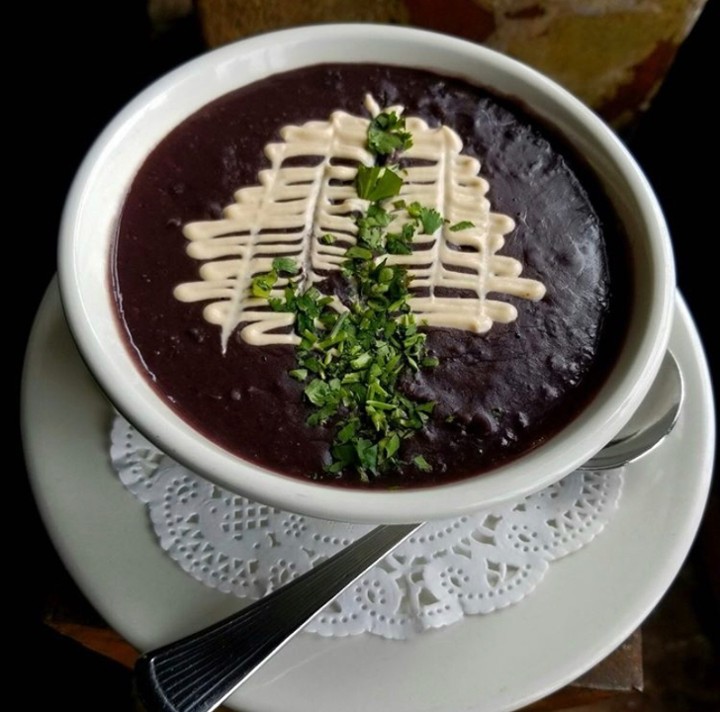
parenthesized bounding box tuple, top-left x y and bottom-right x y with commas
(112, 63, 631, 489)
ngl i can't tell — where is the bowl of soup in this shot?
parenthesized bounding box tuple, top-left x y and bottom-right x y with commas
(58, 24, 675, 523)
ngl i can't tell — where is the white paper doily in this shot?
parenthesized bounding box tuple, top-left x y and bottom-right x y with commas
(110, 415, 623, 640)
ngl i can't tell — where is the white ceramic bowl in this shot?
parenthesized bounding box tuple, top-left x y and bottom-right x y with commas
(58, 24, 675, 524)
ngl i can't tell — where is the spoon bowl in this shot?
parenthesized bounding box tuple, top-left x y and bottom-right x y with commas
(579, 350, 683, 470)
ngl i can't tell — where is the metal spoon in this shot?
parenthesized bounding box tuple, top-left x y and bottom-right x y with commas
(134, 350, 683, 712)
(578, 350, 683, 470)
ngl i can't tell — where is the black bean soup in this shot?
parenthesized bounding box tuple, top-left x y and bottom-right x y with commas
(112, 63, 632, 489)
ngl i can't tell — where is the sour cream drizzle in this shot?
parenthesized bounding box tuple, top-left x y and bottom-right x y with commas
(174, 96, 546, 349)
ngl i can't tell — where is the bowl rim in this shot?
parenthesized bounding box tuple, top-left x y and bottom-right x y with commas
(58, 23, 675, 524)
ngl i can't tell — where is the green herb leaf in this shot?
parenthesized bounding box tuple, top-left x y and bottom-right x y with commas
(407, 202, 443, 234)
(304, 379, 332, 406)
(251, 271, 277, 298)
(356, 165, 403, 202)
(356, 438, 379, 473)
(367, 112, 413, 156)
(272, 256, 299, 275)
(449, 220, 475, 232)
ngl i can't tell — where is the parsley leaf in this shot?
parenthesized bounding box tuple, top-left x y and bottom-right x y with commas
(356, 165, 403, 202)
(251, 271, 277, 298)
(367, 112, 413, 156)
(407, 202, 444, 234)
(273, 256, 299, 274)
(449, 220, 475, 232)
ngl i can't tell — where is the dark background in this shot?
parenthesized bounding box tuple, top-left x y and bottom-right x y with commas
(17, 3, 717, 709)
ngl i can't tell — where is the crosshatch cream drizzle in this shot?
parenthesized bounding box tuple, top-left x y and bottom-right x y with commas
(173, 95, 546, 349)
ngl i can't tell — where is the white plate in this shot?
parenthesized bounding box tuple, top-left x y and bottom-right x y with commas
(22, 278, 715, 712)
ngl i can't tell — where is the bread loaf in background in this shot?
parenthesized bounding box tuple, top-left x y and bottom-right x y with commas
(195, 0, 708, 126)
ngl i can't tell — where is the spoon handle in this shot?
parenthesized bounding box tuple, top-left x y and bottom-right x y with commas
(134, 522, 420, 712)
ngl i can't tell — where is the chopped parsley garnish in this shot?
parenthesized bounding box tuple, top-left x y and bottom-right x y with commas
(252, 109, 445, 482)
(251, 257, 299, 298)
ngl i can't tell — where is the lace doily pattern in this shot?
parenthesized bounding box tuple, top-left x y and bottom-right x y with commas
(110, 415, 623, 640)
